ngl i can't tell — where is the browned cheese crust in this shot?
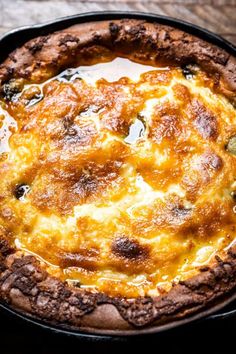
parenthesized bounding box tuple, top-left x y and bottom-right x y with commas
(0, 19, 236, 333)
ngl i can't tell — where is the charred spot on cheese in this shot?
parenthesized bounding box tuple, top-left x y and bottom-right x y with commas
(49, 115, 97, 147)
(62, 116, 75, 134)
(32, 172, 98, 213)
(226, 135, 236, 155)
(171, 204, 192, 219)
(202, 152, 223, 171)
(62, 116, 96, 145)
(112, 237, 149, 260)
(198, 151, 223, 178)
(14, 183, 30, 201)
(73, 173, 100, 199)
(192, 99, 218, 140)
(31, 159, 123, 214)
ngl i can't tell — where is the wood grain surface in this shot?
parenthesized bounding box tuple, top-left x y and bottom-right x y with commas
(0, 0, 235, 45)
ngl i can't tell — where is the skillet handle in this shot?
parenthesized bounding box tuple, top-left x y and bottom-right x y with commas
(207, 308, 236, 321)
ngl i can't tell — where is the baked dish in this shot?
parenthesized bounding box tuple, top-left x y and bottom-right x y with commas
(0, 18, 236, 334)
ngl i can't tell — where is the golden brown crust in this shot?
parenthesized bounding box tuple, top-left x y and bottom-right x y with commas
(0, 18, 236, 333)
(0, 20, 235, 99)
(0, 237, 236, 332)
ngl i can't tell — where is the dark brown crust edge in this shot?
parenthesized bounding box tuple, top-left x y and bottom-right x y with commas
(0, 19, 236, 333)
(0, 237, 236, 332)
(0, 19, 235, 98)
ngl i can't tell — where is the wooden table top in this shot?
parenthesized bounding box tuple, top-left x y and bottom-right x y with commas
(0, 0, 235, 46)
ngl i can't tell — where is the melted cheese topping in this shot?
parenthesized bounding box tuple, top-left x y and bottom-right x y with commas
(0, 57, 236, 297)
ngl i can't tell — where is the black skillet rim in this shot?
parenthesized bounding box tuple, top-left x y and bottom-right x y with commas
(0, 10, 235, 338)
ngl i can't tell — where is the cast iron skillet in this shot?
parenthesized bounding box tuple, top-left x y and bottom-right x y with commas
(0, 11, 236, 338)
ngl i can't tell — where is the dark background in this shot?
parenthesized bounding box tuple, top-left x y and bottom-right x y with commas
(0, 1, 235, 353)
(0, 303, 235, 354)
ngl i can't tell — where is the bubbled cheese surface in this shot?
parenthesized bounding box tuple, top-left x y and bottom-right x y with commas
(0, 57, 236, 297)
